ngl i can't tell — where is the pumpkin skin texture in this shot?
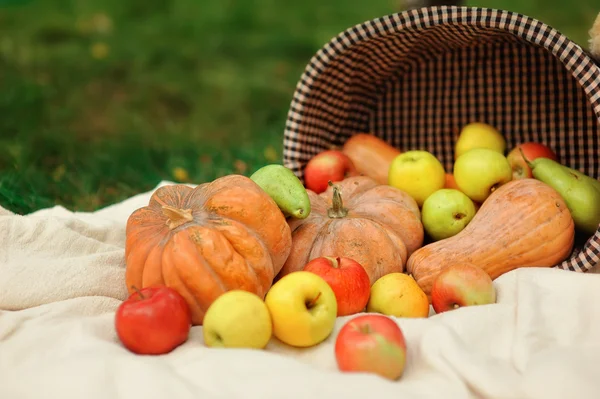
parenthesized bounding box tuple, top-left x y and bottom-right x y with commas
(279, 176, 424, 284)
(406, 178, 575, 300)
(124, 175, 293, 326)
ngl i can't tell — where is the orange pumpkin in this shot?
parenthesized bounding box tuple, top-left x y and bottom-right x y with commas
(278, 176, 424, 284)
(124, 175, 293, 325)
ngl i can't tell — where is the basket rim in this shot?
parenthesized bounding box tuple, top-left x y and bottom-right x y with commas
(283, 5, 600, 169)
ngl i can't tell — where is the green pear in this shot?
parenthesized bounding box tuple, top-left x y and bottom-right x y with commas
(521, 149, 600, 235)
(250, 164, 311, 219)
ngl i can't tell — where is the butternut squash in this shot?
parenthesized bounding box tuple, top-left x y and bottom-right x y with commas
(406, 178, 575, 299)
(342, 133, 401, 185)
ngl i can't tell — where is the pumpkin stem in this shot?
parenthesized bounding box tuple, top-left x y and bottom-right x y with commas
(162, 205, 194, 230)
(327, 181, 348, 218)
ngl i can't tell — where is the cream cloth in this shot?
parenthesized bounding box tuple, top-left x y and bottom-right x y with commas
(1, 181, 599, 399)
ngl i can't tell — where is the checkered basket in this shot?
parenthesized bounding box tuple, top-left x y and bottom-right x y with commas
(282, 6, 600, 274)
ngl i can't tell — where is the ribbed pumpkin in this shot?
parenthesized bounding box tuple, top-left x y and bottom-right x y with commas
(406, 178, 575, 299)
(278, 176, 424, 284)
(124, 175, 293, 325)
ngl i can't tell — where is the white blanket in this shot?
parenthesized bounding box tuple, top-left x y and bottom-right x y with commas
(1, 181, 600, 399)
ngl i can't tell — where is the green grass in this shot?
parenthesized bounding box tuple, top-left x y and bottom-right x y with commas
(0, 0, 594, 214)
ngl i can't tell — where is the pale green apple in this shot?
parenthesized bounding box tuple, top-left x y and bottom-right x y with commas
(203, 290, 273, 349)
(453, 148, 513, 203)
(421, 189, 477, 241)
(264, 271, 337, 348)
(455, 122, 506, 159)
(388, 150, 446, 207)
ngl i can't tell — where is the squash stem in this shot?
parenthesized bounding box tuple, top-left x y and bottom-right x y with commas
(327, 181, 348, 218)
(162, 205, 194, 230)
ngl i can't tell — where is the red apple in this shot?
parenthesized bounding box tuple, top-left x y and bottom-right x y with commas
(334, 314, 407, 381)
(303, 256, 370, 316)
(115, 285, 192, 355)
(304, 150, 358, 193)
(431, 263, 496, 314)
(507, 142, 558, 179)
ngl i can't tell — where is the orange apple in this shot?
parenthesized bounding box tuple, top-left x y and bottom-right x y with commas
(431, 263, 496, 314)
(444, 173, 461, 190)
(303, 256, 371, 316)
(304, 150, 358, 193)
(507, 142, 558, 179)
(334, 314, 407, 381)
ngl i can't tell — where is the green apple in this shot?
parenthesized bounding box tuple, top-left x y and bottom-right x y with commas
(264, 271, 337, 348)
(388, 150, 446, 207)
(421, 189, 477, 241)
(454, 148, 513, 203)
(202, 290, 273, 349)
(455, 122, 506, 159)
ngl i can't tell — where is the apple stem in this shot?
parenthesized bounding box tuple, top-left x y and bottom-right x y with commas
(359, 324, 372, 334)
(453, 212, 466, 220)
(305, 292, 322, 309)
(130, 285, 145, 300)
(518, 147, 535, 169)
(327, 181, 348, 218)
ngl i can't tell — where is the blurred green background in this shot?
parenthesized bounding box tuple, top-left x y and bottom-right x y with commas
(0, 0, 595, 214)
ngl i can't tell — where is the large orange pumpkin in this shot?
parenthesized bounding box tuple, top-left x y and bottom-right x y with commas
(279, 176, 424, 284)
(124, 175, 293, 325)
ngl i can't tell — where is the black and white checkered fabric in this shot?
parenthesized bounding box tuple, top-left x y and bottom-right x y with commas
(282, 6, 600, 273)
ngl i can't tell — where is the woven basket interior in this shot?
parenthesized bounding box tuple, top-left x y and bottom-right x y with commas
(282, 7, 600, 272)
(286, 26, 599, 179)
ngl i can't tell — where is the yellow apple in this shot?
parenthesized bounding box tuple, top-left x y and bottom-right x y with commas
(202, 290, 272, 349)
(455, 122, 506, 159)
(265, 271, 337, 348)
(453, 148, 513, 203)
(367, 273, 430, 318)
(388, 150, 446, 206)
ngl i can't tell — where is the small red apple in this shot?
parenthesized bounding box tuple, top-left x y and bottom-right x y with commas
(334, 314, 407, 381)
(507, 142, 558, 179)
(303, 256, 370, 316)
(115, 285, 192, 355)
(431, 263, 496, 314)
(304, 150, 358, 193)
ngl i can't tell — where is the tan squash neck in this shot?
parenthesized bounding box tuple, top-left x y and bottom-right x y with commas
(327, 181, 348, 218)
(162, 205, 194, 230)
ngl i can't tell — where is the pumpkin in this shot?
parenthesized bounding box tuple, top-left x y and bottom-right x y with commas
(278, 176, 424, 284)
(341, 133, 401, 185)
(124, 175, 293, 325)
(406, 178, 575, 299)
